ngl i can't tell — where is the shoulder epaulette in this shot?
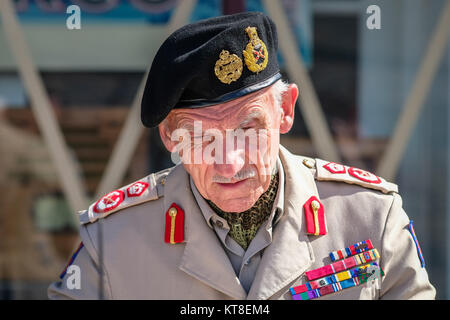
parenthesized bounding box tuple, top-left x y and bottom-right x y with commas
(305, 158, 398, 194)
(79, 168, 171, 225)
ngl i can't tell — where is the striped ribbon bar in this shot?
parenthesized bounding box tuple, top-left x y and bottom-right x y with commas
(292, 265, 385, 300)
(292, 274, 368, 300)
(290, 262, 379, 295)
(329, 239, 374, 262)
(305, 248, 380, 281)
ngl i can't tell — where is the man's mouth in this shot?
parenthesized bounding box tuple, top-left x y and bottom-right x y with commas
(212, 167, 256, 185)
(216, 178, 249, 188)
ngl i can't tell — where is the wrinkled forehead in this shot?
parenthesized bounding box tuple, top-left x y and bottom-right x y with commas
(167, 85, 274, 129)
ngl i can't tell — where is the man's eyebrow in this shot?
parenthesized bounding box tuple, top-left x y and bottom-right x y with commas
(238, 109, 266, 128)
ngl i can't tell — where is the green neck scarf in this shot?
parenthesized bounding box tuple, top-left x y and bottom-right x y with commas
(207, 173, 279, 250)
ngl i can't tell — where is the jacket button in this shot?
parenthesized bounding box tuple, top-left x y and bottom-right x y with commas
(302, 158, 315, 169)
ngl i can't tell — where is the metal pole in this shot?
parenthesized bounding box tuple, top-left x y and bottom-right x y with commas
(0, 0, 88, 212)
(377, 0, 450, 181)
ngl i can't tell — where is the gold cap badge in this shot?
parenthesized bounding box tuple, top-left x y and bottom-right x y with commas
(214, 50, 243, 84)
(243, 26, 268, 73)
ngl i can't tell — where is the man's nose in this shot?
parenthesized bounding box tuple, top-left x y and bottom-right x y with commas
(213, 148, 245, 179)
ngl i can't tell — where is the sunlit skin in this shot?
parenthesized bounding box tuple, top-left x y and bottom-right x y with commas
(159, 82, 298, 213)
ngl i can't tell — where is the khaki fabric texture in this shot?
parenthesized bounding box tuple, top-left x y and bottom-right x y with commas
(48, 146, 436, 300)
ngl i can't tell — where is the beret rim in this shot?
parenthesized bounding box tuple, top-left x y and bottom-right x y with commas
(174, 72, 282, 110)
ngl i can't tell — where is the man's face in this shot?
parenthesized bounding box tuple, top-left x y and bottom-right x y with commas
(159, 83, 297, 212)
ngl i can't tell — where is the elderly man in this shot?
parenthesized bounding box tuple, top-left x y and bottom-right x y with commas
(48, 12, 435, 300)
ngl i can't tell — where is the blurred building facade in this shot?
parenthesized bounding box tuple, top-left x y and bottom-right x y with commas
(0, 0, 448, 299)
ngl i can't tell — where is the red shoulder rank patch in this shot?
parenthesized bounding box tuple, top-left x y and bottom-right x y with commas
(348, 167, 381, 184)
(304, 196, 327, 236)
(164, 203, 185, 244)
(93, 190, 125, 214)
(323, 162, 346, 174)
(126, 181, 149, 197)
(315, 158, 398, 193)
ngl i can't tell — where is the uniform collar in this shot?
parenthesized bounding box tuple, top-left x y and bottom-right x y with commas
(271, 156, 285, 227)
(190, 178, 216, 229)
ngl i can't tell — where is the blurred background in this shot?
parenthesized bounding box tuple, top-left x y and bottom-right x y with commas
(0, 0, 448, 299)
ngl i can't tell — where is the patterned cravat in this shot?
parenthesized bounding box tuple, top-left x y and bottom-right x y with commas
(207, 173, 279, 250)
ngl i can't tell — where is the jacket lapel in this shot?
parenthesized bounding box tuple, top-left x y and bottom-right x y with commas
(247, 146, 318, 300)
(163, 164, 247, 299)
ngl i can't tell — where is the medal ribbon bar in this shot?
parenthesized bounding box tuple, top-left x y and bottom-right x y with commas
(292, 264, 385, 300)
(329, 239, 374, 262)
(290, 262, 380, 295)
(305, 249, 380, 281)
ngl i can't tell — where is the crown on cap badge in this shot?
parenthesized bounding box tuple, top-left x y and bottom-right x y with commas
(214, 49, 243, 84)
(243, 26, 268, 73)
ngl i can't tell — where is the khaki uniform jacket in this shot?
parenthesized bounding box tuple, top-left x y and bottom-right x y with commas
(48, 146, 436, 300)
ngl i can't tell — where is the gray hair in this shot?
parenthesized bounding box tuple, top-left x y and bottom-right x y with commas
(270, 79, 290, 108)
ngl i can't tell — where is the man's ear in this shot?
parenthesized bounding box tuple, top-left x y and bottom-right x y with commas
(158, 120, 176, 153)
(279, 83, 298, 134)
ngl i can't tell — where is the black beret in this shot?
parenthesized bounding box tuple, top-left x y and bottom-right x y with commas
(141, 12, 281, 128)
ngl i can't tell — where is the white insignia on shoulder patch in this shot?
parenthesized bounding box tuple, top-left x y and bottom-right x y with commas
(79, 173, 163, 225)
(126, 181, 149, 197)
(315, 158, 398, 194)
(323, 161, 346, 174)
(93, 190, 125, 214)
